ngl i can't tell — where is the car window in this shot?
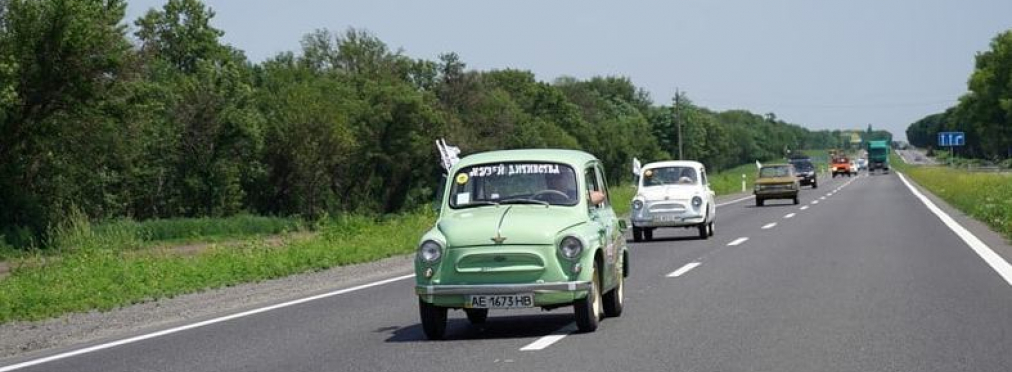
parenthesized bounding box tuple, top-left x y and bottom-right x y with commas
(585, 166, 602, 209)
(596, 164, 611, 207)
(449, 162, 578, 208)
(701, 169, 708, 186)
(642, 166, 697, 186)
(759, 166, 790, 178)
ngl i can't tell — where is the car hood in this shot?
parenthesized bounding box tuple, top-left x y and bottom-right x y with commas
(637, 185, 700, 202)
(756, 177, 796, 185)
(439, 206, 585, 247)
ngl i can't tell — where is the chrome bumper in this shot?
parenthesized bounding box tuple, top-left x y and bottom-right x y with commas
(416, 281, 591, 295)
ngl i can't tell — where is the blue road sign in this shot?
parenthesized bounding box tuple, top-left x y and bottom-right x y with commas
(938, 132, 965, 147)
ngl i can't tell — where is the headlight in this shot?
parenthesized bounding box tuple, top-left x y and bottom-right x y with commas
(418, 240, 442, 263)
(754, 185, 762, 191)
(559, 236, 583, 260)
(692, 196, 703, 208)
(632, 200, 644, 210)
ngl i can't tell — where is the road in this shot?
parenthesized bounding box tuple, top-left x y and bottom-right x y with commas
(3, 172, 1011, 372)
(897, 148, 939, 165)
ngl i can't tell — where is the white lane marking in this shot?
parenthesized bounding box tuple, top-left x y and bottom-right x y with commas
(717, 195, 754, 207)
(762, 223, 777, 229)
(728, 237, 749, 246)
(820, 196, 826, 200)
(784, 213, 796, 219)
(812, 200, 819, 205)
(898, 173, 1012, 287)
(826, 193, 833, 197)
(0, 274, 417, 372)
(666, 262, 702, 278)
(800, 206, 809, 210)
(520, 323, 576, 351)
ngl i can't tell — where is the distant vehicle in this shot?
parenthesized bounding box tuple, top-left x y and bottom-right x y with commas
(849, 160, 858, 174)
(831, 156, 853, 177)
(866, 140, 890, 174)
(416, 149, 628, 339)
(630, 161, 716, 242)
(754, 164, 800, 206)
(857, 158, 868, 170)
(788, 158, 818, 188)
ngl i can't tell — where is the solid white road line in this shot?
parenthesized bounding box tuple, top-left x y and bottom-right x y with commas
(784, 213, 796, 219)
(0, 274, 417, 372)
(898, 173, 1012, 287)
(520, 323, 576, 351)
(728, 237, 749, 246)
(717, 195, 755, 207)
(667, 262, 702, 278)
(762, 223, 777, 229)
(800, 206, 809, 210)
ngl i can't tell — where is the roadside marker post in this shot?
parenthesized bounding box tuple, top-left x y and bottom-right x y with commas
(741, 174, 746, 192)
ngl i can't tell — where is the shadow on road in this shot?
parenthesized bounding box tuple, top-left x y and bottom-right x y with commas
(382, 313, 574, 343)
(627, 234, 703, 244)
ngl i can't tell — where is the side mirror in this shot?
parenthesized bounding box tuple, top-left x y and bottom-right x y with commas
(589, 191, 606, 206)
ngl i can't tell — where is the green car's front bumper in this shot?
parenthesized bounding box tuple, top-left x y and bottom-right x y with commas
(416, 281, 592, 308)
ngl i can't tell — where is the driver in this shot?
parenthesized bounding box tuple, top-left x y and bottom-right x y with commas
(544, 170, 578, 203)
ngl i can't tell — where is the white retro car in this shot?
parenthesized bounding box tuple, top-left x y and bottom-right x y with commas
(630, 160, 716, 242)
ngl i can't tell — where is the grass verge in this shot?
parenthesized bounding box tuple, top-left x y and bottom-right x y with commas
(891, 152, 1012, 241)
(0, 212, 434, 323)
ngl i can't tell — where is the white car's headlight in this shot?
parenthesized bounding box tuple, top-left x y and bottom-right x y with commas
(559, 236, 583, 259)
(632, 199, 644, 210)
(418, 240, 442, 263)
(692, 196, 703, 209)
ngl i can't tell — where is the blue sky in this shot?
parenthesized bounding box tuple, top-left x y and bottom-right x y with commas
(126, 0, 1012, 141)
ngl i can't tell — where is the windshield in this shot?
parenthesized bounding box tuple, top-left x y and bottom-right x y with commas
(759, 166, 791, 178)
(449, 162, 579, 208)
(790, 161, 814, 172)
(641, 166, 697, 187)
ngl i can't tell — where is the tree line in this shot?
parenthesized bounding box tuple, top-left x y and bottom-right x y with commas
(0, 0, 840, 247)
(907, 30, 1012, 159)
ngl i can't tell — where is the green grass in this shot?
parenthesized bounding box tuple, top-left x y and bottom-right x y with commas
(610, 183, 636, 216)
(891, 152, 1012, 241)
(709, 163, 762, 196)
(0, 211, 435, 323)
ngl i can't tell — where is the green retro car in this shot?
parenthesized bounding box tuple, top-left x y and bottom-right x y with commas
(415, 149, 629, 339)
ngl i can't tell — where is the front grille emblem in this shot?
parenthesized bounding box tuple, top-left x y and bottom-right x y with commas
(491, 233, 507, 244)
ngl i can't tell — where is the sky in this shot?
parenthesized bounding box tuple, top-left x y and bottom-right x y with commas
(125, 0, 1012, 142)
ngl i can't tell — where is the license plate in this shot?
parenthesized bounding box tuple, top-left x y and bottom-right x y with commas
(468, 294, 534, 309)
(655, 215, 679, 222)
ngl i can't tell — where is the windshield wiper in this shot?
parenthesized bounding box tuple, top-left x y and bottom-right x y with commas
(500, 198, 550, 206)
(457, 201, 500, 209)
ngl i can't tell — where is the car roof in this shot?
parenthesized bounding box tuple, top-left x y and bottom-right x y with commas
(453, 149, 599, 170)
(762, 163, 792, 168)
(642, 160, 704, 169)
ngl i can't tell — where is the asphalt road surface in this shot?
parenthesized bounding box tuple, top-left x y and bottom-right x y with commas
(3, 172, 1011, 372)
(897, 148, 939, 165)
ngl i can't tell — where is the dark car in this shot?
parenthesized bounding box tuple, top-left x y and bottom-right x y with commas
(789, 159, 818, 188)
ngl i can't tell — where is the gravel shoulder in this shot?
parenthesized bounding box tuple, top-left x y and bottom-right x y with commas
(0, 253, 414, 361)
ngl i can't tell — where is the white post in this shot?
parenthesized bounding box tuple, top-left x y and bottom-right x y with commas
(741, 174, 746, 192)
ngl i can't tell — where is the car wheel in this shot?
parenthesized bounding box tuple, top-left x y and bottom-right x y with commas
(812, 181, 818, 189)
(756, 198, 764, 207)
(632, 227, 643, 242)
(708, 220, 715, 237)
(464, 308, 488, 325)
(793, 196, 799, 205)
(574, 261, 602, 332)
(603, 262, 624, 318)
(698, 221, 708, 239)
(643, 228, 653, 241)
(419, 299, 448, 340)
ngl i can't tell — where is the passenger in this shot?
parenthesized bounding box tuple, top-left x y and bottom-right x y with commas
(544, 170, 578, 203)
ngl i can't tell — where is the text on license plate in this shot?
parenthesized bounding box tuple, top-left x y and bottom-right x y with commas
(468, 294, 534, 309)
(655, 215, 679, 222)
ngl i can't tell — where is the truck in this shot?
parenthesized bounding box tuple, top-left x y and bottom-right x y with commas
(866, 140, 890, 174)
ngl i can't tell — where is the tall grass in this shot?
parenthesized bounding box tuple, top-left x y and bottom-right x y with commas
(903, 166, 1012, 240)
(709, 163, 761, 195)
(0, 211, 435, 323)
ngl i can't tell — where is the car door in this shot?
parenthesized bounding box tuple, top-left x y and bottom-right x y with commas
(587, 163, 620, 289)
(700, 167, 716, 221)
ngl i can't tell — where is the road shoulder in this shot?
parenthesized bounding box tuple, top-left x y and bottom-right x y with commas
(0, 254, 414, 361)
